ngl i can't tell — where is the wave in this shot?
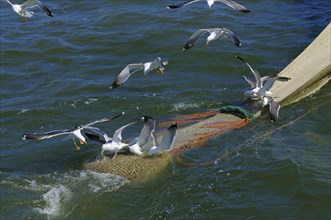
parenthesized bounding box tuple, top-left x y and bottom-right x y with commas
(0, 170, 128, 219)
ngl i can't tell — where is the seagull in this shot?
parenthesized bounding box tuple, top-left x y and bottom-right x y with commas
(167, 0, 251, 13)
(147, 123, 178, 156)
(99, 121, 138, 158)
(128, 116, 156, 156)
(183, 28, 241, 51)
(5, 0, 53, 22)
(143, 57, 169, 75)
(236, 56, 291, 100)
(110, 57, 168, 89)
(85, 120, 139, 158)
(256, 76, 291, 98)
(22, 112, 124, 151)
(261, 96, 280, 122)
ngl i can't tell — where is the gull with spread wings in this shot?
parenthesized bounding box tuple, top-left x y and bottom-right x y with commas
(236, 56, 290, 100)
(167, 0, 251, 13)
(128, 116, 156, 156)
(110, 57, 168, 89)
(183, 28, 241, 51)
(89, 121, 138, 158)
(5, 0, 53, 21)
(261, 96, 281, 122)
(147, 123, 178, 156)
(22, 112, 124, 151)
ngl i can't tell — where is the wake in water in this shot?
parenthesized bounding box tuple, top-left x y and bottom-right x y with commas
(0, 170, 128, 219)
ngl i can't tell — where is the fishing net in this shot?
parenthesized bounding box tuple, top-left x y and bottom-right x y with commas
(84, 107, 250, 182)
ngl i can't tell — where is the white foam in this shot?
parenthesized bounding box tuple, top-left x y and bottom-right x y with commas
(173, 102, 200, 111)
(1, 170, 128, 218)
(17, 109, 30, 115)
(36, 185, 71, 217)
(84, 98, 99, 105)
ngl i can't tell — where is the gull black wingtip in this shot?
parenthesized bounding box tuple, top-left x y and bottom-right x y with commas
(41, 5, 53, 17)
(167, 5, 179, 9)
(183, 44, 192, 51)
(169, 122, 178, 129)
(240, 9, 252, 13)
(270, 116, 277, 123)
(46, 9, 53, 17)
(110, 82, 120, 89)
(278, 76, 291, 81)
(22, 133, 36, 140)
(236, 55, 245, 62)
(110, 112, 126, 120)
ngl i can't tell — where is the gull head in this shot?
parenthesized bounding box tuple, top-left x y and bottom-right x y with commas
(260, 97, 269, 107)
(72, 129, 87, 145)
(140, 115, 155, 123)
(206, 32, 217, 45)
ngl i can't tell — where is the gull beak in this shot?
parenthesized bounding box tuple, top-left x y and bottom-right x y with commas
(80, 140, 87, 145)
(205, 41, 209, 46)
(156, 68, 164, 74)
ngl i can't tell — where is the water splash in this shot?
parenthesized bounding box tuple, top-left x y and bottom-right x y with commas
(0, 170, 128, 219)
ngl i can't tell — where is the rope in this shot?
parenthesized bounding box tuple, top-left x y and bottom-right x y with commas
(219, 106, 254, 119)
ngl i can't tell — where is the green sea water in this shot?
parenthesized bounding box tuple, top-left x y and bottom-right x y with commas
(0, 0, 330, 219)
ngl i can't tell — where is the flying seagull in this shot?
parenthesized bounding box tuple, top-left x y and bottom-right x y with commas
(110, 57, 168, 89)
(143, 57, 169, 75)
(5, 0, 53, 21)
(22, 112, 124, 151)
(100, 121, 138, 158)
(86, 120, 139, 158)
(183, 28, 241, 51)
(147, 123, 178, 156)
(128, 116, 156, 156)
(167, 0, 251, 13)
(261, 96, 280, 122)
(236, 56, 291, 100)
(85, 119, 140, 158)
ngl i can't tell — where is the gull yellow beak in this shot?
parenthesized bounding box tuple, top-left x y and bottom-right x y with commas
(156, 68, 164, 74)
(205, 41, 209, 46)
(79, 140, 87, 145)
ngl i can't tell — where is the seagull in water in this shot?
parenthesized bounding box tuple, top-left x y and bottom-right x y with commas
(22, 112, 125, 151)
(110, 57, 168, 89)
(167, 0, 251, 13)
(128, 116, 156, 156)
(147, 123, 178, 156)
(260, 96, 281, 122)
(5, 0, 53, 22)
(183, 28, 241, 51)
(236, 56, 291, 100)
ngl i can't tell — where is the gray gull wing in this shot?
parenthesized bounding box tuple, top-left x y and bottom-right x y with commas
(183, 29, 210, 51)
(112, 121, 137, 144)
(216, 0, 251, 13)
(22, 129, 71, 140)
(110, 63, 145, 89)
(21, 0, 53, 16)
